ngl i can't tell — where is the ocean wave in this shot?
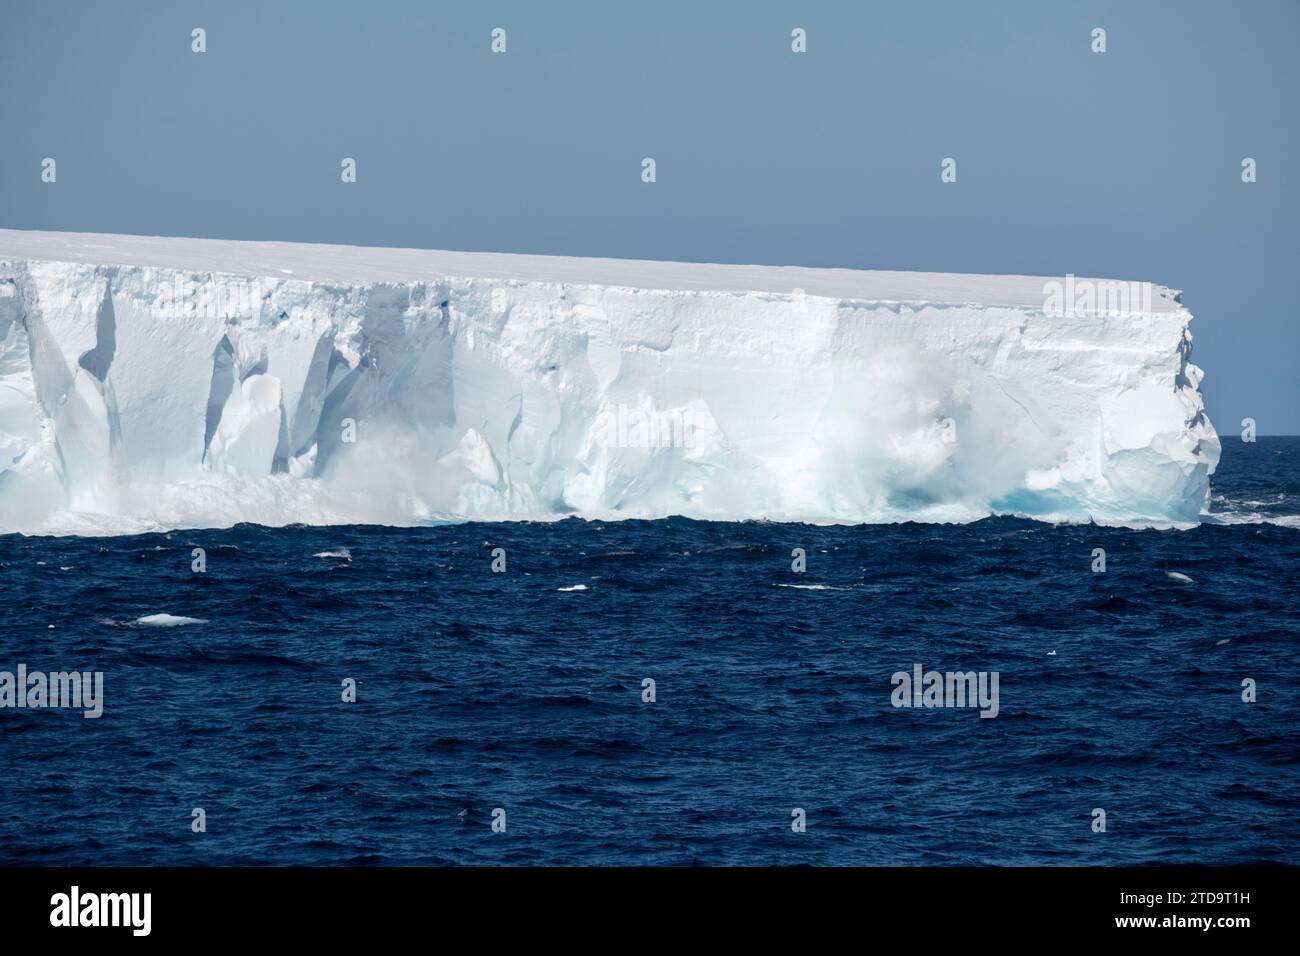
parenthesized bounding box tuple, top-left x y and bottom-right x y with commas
(775, 583, 855, 591)
(135, 614, 208, 627)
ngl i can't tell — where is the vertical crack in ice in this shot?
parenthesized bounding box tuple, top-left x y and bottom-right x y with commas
(76, 279, 116, 383)
(74, 273, 123, 457)
(288, 332, 339, 460)
(312, 352, 364, 476)
(202, 334, 235, 463)
(1174, 328, 1192, 391)
(505, 392, 524, 472)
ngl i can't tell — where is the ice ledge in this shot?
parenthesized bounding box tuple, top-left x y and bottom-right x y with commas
(0, 229, 1181, 314)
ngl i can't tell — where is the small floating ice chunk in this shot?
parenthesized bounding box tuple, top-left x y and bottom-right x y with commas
(1165, 571, 1194, 584)
(557, 584, 588, 592)
(136, 613, 208, 627)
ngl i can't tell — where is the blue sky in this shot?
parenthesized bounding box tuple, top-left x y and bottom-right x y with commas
(1, 0, 1295, 432)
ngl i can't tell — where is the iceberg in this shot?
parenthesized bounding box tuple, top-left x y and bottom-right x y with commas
(0, 229, 1218, 534)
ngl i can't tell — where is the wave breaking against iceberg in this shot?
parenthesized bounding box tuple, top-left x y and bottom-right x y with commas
(0, 230, 1218, 535)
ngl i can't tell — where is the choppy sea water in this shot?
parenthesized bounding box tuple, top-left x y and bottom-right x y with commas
(1, 438, 1297, 865)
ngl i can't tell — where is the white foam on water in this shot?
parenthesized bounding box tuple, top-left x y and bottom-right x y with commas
(775, 583, 854, 590)
(135, 613, 208, 627)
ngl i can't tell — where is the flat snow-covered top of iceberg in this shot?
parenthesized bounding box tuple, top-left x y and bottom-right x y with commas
(0, 228, 1180, 312)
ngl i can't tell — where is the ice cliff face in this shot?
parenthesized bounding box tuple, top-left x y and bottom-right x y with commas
(0, 230, 1218, 534)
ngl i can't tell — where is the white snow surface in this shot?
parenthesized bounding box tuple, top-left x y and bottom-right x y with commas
(0, 229, 1218, 535)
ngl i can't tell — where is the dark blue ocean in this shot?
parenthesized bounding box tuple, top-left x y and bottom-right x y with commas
(2, 438, 1297, 866)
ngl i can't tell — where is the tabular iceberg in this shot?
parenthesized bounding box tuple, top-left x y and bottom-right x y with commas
(0, 230, 1218, 534)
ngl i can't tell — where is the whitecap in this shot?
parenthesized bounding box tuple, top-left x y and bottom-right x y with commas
(557, 584, 589, 592)
(314, 548, 352, 560)
(776, 583, 851, 591)
(136, 613, 208, 627)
